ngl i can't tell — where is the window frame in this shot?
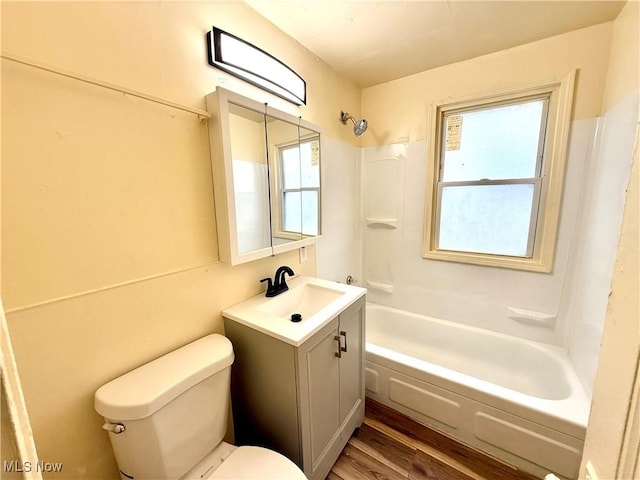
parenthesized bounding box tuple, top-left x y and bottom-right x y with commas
(422, 71, 576, 272)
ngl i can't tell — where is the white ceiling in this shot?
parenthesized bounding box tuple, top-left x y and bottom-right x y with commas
(244, 0, 626, 87)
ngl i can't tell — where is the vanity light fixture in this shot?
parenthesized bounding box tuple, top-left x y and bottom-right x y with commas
(206, 26, 306, 105)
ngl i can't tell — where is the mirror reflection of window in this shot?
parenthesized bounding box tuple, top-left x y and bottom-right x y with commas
(280, 137, 320, 236)
(267, 117, 301, 245)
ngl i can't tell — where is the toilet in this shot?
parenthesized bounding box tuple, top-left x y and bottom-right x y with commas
(94, 334, 307, 480)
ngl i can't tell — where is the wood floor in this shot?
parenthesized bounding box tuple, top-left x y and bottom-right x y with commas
(328, 400, 539, 480)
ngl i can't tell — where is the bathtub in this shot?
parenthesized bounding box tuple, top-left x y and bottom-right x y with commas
(364, 303, 591, 479)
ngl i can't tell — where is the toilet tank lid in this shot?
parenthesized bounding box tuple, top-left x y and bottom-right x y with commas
(94, 334, 234, 420)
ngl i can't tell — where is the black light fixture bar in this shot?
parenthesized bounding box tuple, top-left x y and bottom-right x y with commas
(206, 26, 306, 105)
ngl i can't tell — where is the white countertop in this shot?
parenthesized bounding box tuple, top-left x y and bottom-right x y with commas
(222, 276, 366, 346)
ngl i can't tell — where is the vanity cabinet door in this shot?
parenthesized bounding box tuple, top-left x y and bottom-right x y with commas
(338, 299, 365, 437)
(297, 297, 366, 480)
(297, 319, 341, 477)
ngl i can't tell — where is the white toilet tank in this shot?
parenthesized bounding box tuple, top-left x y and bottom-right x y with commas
(94, 334, 234, 480)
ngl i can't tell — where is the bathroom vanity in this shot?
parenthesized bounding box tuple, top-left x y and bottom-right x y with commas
(222, 276, 366, 480)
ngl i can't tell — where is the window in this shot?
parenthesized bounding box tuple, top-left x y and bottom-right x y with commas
(422, 72, 575, 272)
(278, 137, 320, 236)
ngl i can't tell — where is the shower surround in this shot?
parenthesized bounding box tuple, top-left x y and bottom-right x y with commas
(351, 89, 637, 476)
(360, 96, 635, 392)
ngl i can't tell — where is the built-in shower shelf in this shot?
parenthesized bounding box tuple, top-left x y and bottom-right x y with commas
(366, 280, 394, 293)
(507, 307, 556, 327)
(365, 218, 398, 229)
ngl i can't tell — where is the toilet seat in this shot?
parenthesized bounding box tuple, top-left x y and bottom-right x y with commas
(208, 446, 307, 479)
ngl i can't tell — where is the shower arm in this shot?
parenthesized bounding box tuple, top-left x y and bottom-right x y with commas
(340, 112, 356, 125)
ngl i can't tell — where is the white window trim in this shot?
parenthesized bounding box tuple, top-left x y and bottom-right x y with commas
(422, 71, 576, 272)
(270, 139, 299, 241)
(272, 136, 321, 240)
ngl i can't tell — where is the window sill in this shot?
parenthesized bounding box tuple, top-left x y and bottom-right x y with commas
(422, 248, 552, 273)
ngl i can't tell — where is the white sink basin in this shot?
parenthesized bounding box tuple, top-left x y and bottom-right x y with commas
(258, 283, 344, 321)
(222, 276, 366, 346)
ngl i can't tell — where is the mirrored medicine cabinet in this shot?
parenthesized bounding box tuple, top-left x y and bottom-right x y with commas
(205, 87, 322, 265)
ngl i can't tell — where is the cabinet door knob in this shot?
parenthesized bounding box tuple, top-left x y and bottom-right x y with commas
(334, 335, 342, 358)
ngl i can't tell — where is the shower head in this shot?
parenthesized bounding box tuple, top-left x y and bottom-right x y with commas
(340, 111, 368, 137)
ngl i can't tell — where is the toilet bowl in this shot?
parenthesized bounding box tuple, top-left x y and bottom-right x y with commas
(183, 442, 305, 480)
(94, 334, 306, 480)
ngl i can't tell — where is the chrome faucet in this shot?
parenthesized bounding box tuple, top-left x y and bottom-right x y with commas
(260, 266, 295, 297)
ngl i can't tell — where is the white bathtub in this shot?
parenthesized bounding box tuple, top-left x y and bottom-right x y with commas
(365, 303, 591, 479)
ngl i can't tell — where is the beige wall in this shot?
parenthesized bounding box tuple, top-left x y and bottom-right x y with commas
(1, 2, 359, 478)
(580, 2, 640, 478)
(601, 1, 640, 111)
(361, 22, 613, 147)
